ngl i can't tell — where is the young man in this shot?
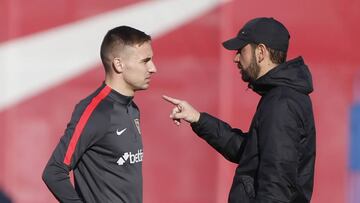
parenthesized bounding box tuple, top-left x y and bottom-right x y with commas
(163, 17, 316, 203)
(43, 26, 156, 203)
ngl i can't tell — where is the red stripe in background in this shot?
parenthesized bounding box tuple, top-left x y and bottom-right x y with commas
(63, 85, 111, 165)
(0, 0, 143, 43)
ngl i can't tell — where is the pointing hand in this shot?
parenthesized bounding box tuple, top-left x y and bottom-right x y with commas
(162, 95, 200, 126)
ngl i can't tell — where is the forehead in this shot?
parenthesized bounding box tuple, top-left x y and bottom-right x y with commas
(240, 44, 252, 51)
(124, 41, 153, 58)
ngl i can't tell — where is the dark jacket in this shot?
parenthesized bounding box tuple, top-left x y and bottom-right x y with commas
(191, 57, 316, 203)
(42, 83, 143, 203)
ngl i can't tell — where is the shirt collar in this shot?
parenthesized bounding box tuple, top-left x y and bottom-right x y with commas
(101, 82, 133, 105)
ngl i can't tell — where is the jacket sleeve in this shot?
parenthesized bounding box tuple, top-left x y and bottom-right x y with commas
(191, 112, 247, 163)
(42, 104, 107, 203)
(255, 98, 301, 202)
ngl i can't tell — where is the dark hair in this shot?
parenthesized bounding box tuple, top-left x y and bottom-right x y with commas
(100, 26, 151, 72)
(267, 47, 287, 64)
(250, 43, 287, 64)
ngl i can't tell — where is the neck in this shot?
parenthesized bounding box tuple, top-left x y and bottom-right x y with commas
(105, 74, 134, 97)
(257, 60, 279, 79)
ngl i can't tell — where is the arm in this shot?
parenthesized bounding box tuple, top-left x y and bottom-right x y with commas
(191, 113, 247, 163)
(42, 104, 106, 202)
(255, 98, 300, 202)
(42, 135, 83, 203)
(163, 95, 247, 163)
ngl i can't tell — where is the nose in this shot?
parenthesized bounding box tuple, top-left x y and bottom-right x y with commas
(233, 53, 240, 63)
(148, 61, 157, 73)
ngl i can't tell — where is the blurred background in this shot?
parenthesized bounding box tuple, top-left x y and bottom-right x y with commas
(0, 0, 359, 202)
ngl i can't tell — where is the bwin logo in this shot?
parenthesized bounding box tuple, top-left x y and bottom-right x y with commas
(117, 149, 143, 166)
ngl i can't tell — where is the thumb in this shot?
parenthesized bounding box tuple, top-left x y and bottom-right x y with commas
(172, 111, 187, 120)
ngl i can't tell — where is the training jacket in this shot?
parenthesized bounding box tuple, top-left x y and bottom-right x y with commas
(191, 57, 316, 203)
(42, 83, 144, 203)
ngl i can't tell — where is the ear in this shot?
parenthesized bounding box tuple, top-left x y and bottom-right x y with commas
(112, 57, 124, 74)
(256, 44, 267, 63)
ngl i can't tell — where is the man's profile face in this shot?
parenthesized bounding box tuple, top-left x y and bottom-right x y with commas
(233, 44, 260, 83)
(120, 41, 157, 92)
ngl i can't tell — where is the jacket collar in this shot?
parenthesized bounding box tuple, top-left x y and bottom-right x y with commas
(249, 56, 313, 96)
(101, 82, 133, 105)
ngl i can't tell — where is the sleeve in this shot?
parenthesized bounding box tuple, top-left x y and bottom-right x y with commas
(191, 112, 248, 163)
(255, 98, 301, 202)
(42, 103, 107, 203)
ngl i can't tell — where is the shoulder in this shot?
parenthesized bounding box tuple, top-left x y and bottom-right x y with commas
(259, 87, 302, 116)
(70, 91, 114, 125)
(263, 86, 309, 106)
(258, 87, 312, 125)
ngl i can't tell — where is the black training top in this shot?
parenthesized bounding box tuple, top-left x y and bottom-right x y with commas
(192, 57, 315, 203)
(42, 83, 143, 203)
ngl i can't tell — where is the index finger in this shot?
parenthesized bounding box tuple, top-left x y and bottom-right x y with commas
(162, 95, 181, 105)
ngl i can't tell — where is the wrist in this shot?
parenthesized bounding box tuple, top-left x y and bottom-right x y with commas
(191, 112, 201, 123)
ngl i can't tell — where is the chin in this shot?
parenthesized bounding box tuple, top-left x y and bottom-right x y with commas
(136, 85, 149, 91)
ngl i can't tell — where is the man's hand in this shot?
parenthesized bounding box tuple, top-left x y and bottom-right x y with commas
(162, 95, 200, 126)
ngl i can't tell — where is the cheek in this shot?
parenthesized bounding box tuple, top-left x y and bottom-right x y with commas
(243, 53, 254, 66)
(132, 66, 147, 77)
(124, 66, 146, 81)
(239, 56, 249, 67)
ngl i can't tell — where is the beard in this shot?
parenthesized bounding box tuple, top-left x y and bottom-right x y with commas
(240, 52, 260, 83)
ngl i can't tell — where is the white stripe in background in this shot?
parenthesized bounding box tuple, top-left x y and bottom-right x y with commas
(0, 0, 221, 110)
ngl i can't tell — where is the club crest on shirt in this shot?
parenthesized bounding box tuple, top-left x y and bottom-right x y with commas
(134, 119, 141, 134)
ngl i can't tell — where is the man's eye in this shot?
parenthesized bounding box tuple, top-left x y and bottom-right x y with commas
(142, 58, 151, 63)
